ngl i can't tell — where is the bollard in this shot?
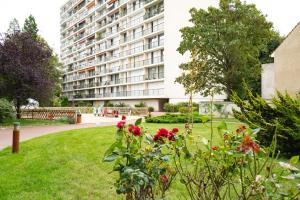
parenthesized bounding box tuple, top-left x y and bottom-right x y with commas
(76, 112, 82, 124)
(12, 122, 20, 153)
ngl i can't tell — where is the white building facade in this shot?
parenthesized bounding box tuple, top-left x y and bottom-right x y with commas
(60, 0, 219, 111)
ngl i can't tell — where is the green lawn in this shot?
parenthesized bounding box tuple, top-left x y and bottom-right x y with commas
(0, 118, 70, 128)
(0, 122, 240, 200)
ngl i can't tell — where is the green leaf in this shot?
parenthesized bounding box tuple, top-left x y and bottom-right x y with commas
(290, 156, 299, 165)
(217, 120, 227, 132)
(103, 154, 118, 162)
(135, 118, 142, 126)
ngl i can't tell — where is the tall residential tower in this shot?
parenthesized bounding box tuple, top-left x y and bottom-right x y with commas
(60, 0, 218, 110)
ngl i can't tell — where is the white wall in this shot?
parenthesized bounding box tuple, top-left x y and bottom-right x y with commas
(262, 63, 275, 100)
(163, 0, 223, 103)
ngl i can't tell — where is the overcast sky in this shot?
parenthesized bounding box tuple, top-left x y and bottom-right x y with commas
(1, 0, 300, 54)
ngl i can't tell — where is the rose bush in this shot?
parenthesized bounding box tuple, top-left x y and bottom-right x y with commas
(103, 117, 178, 199)
(104, 116, 300, 199)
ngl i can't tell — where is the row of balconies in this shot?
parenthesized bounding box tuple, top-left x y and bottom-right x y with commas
(63, 72, 164, 90)
(61, 5, 163, 50)
(67, 88, 164, 99)
(62, 21, 164, 59)
(64, 38, 163, 65)
(65, 55, 163, 75)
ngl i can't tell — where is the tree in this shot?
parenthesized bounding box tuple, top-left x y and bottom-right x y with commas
(7, 18, 20, 35)
(231, 84, 300, 156)
(177, 0, 275, 99)
(23, 15, 39, 40)
(259, 31, 284, 64)
(0, 32, 59, 118)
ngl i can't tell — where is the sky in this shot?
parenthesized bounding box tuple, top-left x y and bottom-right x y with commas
(1, 0, 300, 54)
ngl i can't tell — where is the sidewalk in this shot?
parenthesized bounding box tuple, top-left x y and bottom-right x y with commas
(0, 114, 140, 150)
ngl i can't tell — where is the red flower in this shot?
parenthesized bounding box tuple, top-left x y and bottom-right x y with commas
(128, 125, 134, 133)
(116, 121, 126, 129)
(237, 135, 260, 153)
(159, 175, 168, 183)
(158, 128, 169, 137)
(168, 132, 176, 141)
(122, 115, 126, 120)
(133, 126, 141, 136)
(172, 128, 179, 133)
(212, 146, 218, 151)
(236, 125, 247, 134)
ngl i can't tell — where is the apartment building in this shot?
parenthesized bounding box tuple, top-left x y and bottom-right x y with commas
(60, 0, 219, 111)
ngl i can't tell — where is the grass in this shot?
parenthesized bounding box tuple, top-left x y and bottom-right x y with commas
(0, 118, 70, 128)
(0, 122, 240, 200)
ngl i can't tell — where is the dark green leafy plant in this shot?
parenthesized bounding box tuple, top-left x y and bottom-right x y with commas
(0, 98, 14, 122)
(231, 85, 300, 156)
(145, 113, 209, 124)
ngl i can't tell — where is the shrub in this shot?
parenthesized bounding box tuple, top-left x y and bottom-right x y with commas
(178, 106, 198, 113)
(104, 101, 114, 107)
(135, 102, 146, 107)
(114, 102, 127, 107)
(145, 113, 209, 124)
(164, 102, 199, 113)
(55, 117, 75, 124)
(0, 98, 14, 122)
(231, 85, 300, 156)
(163, 103, 178, 112)
(148, 106, 154, 112)
(103, 118, 176, 199)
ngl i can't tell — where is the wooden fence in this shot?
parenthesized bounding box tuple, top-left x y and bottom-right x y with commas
(21, 109, 76, 120)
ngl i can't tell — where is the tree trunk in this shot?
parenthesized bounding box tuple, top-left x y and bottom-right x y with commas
(16, 100, 21, 119)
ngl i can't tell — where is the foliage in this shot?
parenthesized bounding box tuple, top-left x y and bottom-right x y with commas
(0, 98, 14, 122)
(173, 123, 300, 199)
(145, 113, 209, 124)
(114, 102, 127, 107)
(23, 15, 39, 40)
(7, 18, 20, 35)
(163, 102, 199, 113)
(259, 31, 284, 64)
(231, 85, 300, 156)
(134, 102, 146, 108)
(60, 96, 70, 107)
(0, 32, 58, 118)
(148, 107, 154, 112)
(104, 101, 114, 107)
(56, 116, 76, 124)
(103, 118, 177, 199)
(176, 0, 276, 98)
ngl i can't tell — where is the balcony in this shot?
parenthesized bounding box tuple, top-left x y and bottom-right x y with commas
(71, 88, 164, 99)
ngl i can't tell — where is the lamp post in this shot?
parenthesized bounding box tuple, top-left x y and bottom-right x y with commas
(12, 122, 20, 153)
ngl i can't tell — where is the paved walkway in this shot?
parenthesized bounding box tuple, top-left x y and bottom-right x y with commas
(0, 114, 140, 151)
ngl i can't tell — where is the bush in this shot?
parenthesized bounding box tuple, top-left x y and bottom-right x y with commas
(0, 98, 14, 122)
(104, 101, 114, 107)
(114, 102, 127, 107)
(135, 102, 146, 107)
(55, 117, 76, 124)
(164, 102, 199, 113)
(178, 107, 198, 113)
(145, 113, 209, 124)
(163, 103, 178, 112)
(231, 85, 300, 156)
(148, 106, 154, 112)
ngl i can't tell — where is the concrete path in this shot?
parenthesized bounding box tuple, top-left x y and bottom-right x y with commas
(0, 114, 141, 151)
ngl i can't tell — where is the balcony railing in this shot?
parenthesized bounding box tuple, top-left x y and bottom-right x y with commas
(71, 88, 164, 99)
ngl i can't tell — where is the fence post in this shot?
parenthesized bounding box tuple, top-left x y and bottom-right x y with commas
(12, 122, 20, 153)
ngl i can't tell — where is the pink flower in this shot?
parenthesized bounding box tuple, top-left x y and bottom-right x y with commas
(116, 121, 126, 129)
